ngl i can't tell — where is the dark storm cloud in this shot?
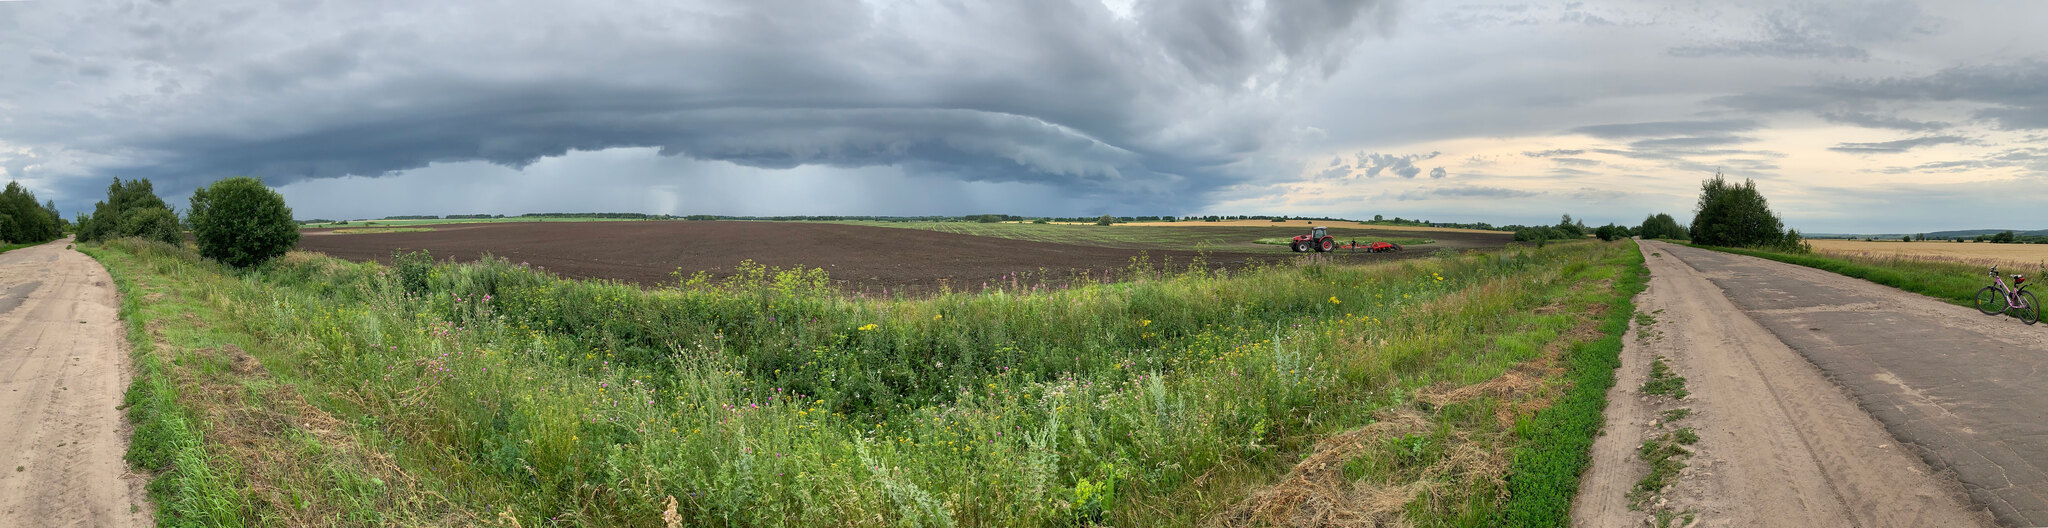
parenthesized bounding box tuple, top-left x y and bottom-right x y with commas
(1827, 135, 1967, 154)
(1713, 60, 2048, 132)
(1568, 120, 1760, 139)
(1667, 0, 1933, 60)
(1, 0, 1399, 211)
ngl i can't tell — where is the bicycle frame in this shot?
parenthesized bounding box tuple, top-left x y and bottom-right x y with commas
(1988, 267, 2033, 308)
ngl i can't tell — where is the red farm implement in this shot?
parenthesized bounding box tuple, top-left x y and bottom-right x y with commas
(1289, 226, 1403, 253)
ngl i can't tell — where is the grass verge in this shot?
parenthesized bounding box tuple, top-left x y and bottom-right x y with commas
(326, 227, 436, 235)
(84, 236, 1641, 526)
(81, 244, 253, 526)
(1491, 241, 1649, 527)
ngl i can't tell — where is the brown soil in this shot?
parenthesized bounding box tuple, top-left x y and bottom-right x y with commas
(299, 221, 1478, 293)
(0, 238, 151, 525)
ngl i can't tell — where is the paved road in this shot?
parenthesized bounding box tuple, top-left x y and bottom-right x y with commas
(1651, 241, 2048, 527)
(0, 239, 149, 526)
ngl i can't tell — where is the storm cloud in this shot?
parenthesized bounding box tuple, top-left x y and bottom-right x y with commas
(0, 0, 1397, 212)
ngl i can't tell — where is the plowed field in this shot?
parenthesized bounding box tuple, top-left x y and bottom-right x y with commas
(299, 221, 1509, 293)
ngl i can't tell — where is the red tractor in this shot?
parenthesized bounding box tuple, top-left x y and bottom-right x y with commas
(1291, 226, 1337, 252)
(1290, 226, 1405, 253)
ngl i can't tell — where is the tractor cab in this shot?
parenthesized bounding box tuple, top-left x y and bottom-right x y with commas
(1311, 226, 1327, 239)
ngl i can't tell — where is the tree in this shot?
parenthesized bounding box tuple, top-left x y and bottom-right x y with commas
(77, 178, 176, 243)
(1373, 214, 1384, 221)
(189, 177, 300, 268)
(117, 207, 182, 245)
(1095, 214, 1114, 226)
(0, 182, 61, 244)
(1637, 213, 1686, 240)
(1554, 214, 1587, 238)
(1594, 223, 1627, 241)
(1689, 172, 1787, 247)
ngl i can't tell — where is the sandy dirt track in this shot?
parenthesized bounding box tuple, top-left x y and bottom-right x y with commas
(1574, 240, 1989, 528)
(0, 239, 150, 527)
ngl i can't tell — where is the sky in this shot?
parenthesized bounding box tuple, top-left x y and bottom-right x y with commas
(2, 0, 2044, 233)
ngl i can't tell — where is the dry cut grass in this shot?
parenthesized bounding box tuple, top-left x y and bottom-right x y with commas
(1808, 239, 2048, 270)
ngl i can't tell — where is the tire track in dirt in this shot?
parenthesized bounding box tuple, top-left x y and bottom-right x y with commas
(1573, 240, 1988, 528)
(0, 239, 151, 526)
(1651, 241, 2048, 527)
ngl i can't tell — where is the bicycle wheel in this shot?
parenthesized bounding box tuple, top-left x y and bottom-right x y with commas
(1977, 286, 2009, 315)
(2019, 291, 2040, 325)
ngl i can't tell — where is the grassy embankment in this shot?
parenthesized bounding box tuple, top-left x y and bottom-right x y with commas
(85, 237, 1641, 527)
(831, 220, 1442, 253)
(0, 241, 41, 254)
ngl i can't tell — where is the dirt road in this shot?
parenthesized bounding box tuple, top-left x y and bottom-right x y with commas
(1574, 240, 1992, 528)
(0, 239, 149, 526)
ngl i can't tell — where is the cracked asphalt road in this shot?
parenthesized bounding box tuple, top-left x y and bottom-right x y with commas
(1652, 241, 2048, 527)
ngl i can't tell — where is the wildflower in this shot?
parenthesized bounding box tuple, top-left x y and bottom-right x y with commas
(933, 314, 943, 321)
(858, 324, 878, 331)
(1140, 319, 1152, 327)
(1329, 296, 1341, 305)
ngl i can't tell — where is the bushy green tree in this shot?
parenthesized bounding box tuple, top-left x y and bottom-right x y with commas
(1637, 213, 1686, 240)
(1594, 223, 1628, 241)
(1689, 172, 1786, 247)
(1554, 214, 1588, 238)
(117, 207, 182, 245)
(77, 178, 177, 243)
(1095, 214, 1114, 226)
(188, 177, 300, 267)
(0, 182, 62, 244)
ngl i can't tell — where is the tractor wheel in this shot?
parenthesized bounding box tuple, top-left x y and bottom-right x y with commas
(1319, 238, 1334, 252)
(1291, 240, 1307, 252)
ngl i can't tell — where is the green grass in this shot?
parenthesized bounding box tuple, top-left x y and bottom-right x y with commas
(0, 241, 44, 254)
(1684, 244, 2027, 307)
(326, 227, 436, 234)
(831, 220, 1448, 253)
(1626, 433, 1692, 509)
(1491, 241, 1649, 527)
(85, 237, 1643, 526)
(1660, 408, 1691, 422)
(1641, 357, 1687, 400)
(83, 243, 253, 526)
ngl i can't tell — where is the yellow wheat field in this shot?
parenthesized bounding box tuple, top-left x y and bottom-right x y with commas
(1808, 239, 2048, 269)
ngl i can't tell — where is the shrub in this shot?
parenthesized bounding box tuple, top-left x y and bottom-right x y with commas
(1594, 223, 1627, 241)
(1094, 214, 1114, 226)
(117, 207, 182, 246)
(188, 177, 300, 268)
(1689, 172, 1785, 247)
(1637, 213, 1685, 240)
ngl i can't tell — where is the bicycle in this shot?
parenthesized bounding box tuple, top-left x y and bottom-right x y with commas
(1975, 265, 2039, 325)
